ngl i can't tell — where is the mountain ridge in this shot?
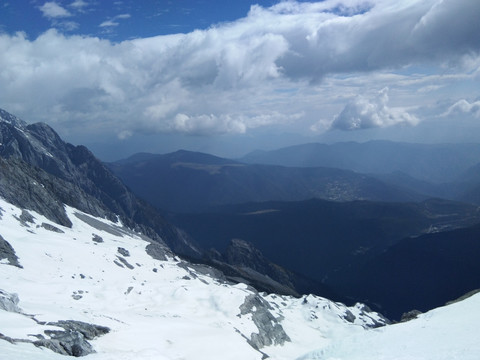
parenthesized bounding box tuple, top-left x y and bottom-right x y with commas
(0, 109, 199, 257)
(109, 149, 426, 213)
(240, 140, 480, 183)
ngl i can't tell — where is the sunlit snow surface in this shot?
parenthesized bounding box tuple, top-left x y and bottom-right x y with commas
(0, 197, 479, 360)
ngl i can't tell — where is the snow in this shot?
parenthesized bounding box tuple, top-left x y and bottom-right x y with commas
(0, 197, 479, 360)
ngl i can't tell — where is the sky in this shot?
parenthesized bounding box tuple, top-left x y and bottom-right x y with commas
(0, 0, 480, 160)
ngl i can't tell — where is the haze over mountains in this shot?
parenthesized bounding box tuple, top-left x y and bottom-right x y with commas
(108, 150, 426, 213)
(1, 108, 480, 358)
(106, 131, 480, 319)
(241, 141, 480, 183)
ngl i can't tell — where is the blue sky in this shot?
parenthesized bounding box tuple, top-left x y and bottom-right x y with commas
(1, 0, 480, 160)
(1, 1, 285, 40)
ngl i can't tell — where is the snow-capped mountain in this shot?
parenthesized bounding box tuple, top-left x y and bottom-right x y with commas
(0, 198, 389, 359)
(0, 109, 199, 257)
(1, 108, 480, 359)
(1, 197, 480, 359)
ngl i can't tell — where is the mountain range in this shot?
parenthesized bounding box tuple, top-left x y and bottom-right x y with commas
(241, 141, 480, 184)
(107, 150, 425, 213)
(1, 108, 480, 358)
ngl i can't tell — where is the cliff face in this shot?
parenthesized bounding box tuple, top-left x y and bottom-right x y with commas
(0, 109, 199, 256)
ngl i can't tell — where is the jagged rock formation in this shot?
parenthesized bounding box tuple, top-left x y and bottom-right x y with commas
(0, 289, 109, 357)
(0, 108, 198, 257)
(240, 294, 291, 351)
(0, 234, 22, 268)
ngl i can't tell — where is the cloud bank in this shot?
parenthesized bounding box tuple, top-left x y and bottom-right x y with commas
(1, 0, 480, 140)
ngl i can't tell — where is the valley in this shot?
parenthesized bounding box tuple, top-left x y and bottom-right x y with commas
(1, 108, 480, 358)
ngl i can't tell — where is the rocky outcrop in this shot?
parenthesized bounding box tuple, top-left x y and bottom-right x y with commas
(0, 109, 199, 256)
(0, 289, 21, 312)
(239, 294, 291, 351)
(34, 320, 110, 357)
(0, 234, 22, 268)
(0, 289, 109, 357)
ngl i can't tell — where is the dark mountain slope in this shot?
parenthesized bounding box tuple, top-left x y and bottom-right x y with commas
(241, 141, 480, 183)
(108, 150, 425, 213)
(328, 223, 480, 320)
(0, 109, 198, 256)
(169, 198, 480, 282)
(453, 163, 480, 205)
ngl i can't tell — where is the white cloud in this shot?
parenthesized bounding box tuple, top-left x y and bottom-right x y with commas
(100, 13, 131, 27)
(1, 0, 480, 142)
(69, 0, 88, 10)
(443, 99, 480, 118)
(330, 88, 419, 131)
(39, 1, 72, 18)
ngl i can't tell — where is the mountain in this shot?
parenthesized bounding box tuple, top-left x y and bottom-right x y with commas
(453, 162, 480, 205)
(241, 141, 480, 183)
(170, 198, 480, 317)
(1, 108, 480, 358)
(0, 197, 389, 359)
(0, 109, 198, 257)
(170, 198, 480, 279)
(108, 150, 424, 213)
(194, 238, 342, 300)
(0, 197, 478, 359)
(328, 223, 480, 320)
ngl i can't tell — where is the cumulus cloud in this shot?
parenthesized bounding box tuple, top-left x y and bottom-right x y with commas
(443, 99, 480, 118)
(2, 0, 480, 140)
(330, 88, 419, 131)
(39, 1, 72, 18)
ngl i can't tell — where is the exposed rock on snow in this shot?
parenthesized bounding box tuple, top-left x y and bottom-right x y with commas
(0, 235, 22, 268)
(40, 222, 65, 233)
(0, 289, 109, 357)
(0, 289, 21, 312)
(240, 293, 291, 350)
(1, 196, 478, 359)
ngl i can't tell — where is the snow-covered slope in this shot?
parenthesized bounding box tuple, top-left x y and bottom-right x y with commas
(0, 196, 478, 359)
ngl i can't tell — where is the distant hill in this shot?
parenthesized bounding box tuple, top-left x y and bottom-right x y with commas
(108, 150, 425, 213)
(241, 141, 480, 183)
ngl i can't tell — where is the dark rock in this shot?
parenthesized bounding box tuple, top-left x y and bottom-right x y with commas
(19, 210, 35, 225)
(145, 242, 171, 261)
(116, 256, 134, 270)
(117, 247, 130, 257)
(34, 320, 110, 357)
(0, 235, 22, 268)
(92, 234, 103, 243)
(400, 310, 422, 322)
(49, 320, 110, 340)
(41, 222, 65, 233)
(177, 261, 227, 282)
(36, 330, 94, 357)
(342, 309, 356, 323)
(0, 287, 109, 357)
(239, 294, 290, 350)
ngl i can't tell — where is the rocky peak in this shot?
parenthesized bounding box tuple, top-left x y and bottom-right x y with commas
(226, 238, 270, 272)
(0, 108, 200, 257)
(0, 108, 27, 128)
